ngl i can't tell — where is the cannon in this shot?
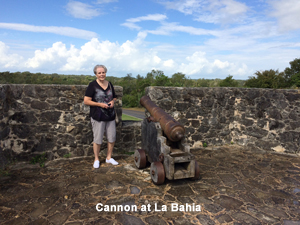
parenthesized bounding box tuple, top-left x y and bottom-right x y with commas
(134, 96, 200, 184)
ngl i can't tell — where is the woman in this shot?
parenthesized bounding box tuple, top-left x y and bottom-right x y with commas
(84, 65, 119, 168)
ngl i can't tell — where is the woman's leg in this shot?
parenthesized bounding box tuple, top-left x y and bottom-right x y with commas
(91, 118, 105, 168)
(105, 120, 118, 165)
(106, 142, 115, 160)
(93, 142, 101, 162)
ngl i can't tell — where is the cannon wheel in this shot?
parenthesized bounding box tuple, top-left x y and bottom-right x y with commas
(150, 161, 165, 185)
(134, 149, 147, 169)
(191, 161, 200, 180)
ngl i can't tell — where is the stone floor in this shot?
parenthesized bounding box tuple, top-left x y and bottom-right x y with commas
(0, 145, 300, 225)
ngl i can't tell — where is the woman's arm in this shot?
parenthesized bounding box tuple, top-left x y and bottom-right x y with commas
(108, 98, 117, 108)
(84, 96, 110, 109)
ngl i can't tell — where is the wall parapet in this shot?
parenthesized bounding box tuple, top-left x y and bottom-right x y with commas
(0, 84, 140, 169)
(1, 84, 299, 169)
(145, 86, 300, 155)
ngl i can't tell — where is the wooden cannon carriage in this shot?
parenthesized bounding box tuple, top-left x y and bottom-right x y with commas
(134, 96, 200, 185)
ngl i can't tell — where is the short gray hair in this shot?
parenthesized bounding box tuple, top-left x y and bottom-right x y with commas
(93, 65, 107, 74)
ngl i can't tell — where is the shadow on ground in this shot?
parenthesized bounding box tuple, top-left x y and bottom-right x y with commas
(0, 145, 299, 225)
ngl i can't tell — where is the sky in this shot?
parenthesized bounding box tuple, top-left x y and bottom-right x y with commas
(0, 0, 300, 79)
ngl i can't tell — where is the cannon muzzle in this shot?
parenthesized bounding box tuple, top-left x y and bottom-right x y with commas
(140, 96, 185, 142)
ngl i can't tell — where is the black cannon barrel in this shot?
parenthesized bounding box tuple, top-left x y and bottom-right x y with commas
(140, 96, 185, 142)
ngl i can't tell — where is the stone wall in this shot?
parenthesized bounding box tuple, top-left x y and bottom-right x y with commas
(1, 84, 299, 169)
(0, 84, 141, 168)
(145, 86, 300, 155)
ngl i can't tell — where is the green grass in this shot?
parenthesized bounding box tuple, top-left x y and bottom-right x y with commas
(30, 153, 47, 167)
(63, 153, 71, 158)
(122, 114, 142, 121)
(0, 169, 11, 177)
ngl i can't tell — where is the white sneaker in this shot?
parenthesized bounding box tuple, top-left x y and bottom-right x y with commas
(106, 158, 119, 165)
(93, 160, 100, 168)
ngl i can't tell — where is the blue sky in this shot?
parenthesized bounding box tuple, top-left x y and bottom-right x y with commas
(0, 0, 300, 79)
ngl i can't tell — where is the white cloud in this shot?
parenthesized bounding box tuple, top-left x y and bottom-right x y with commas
(163, 59, 175, 67)
(66, 1, 101, 19)
(25, 42, 78, 69)
(4, 36, 246, 77)
(0, 25, 297, 79)
(121, 14, 167, 30)
(0, 41, 23, 68)
(126, 14, 167, 23)
(148, 22, 219, 36)
(121, 22, 142, 31)
(95, 0, 118, 4)
(23, 36, 163, 73)
(0, 31, 283, 78)
(213, 59, 229, 69)
(0, 23, 97, 40)
(161, 0, 201, 15)
(154, 56, 162, 64)
(175, 51, 249, 77)
(161, 0, 248, 24)
(269, 0, 300, 32)
(179, 51, 209, 74)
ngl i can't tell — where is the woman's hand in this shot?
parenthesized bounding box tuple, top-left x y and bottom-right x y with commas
(99, 102, 110, 109)
(108, 100, 114, 108)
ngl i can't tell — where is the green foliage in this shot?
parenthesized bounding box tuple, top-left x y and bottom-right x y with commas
(219, 75, 239, 87)
(151, 70, 171, 86)
(30, 153, 47, 167)
(122, 94, 139, 107)
(291, 73, 300, 87)
(203, 142, 208, 147)
(285, 58, 300, 87)
(63, 153, 71, 158)
(0, 169, 11, 177)
(244, 59, 300, 89)
(244, 69, 286, 88)
(210, 79, 222, 87)
(195, 78, 211, 87)
(0, 71, 95, 85)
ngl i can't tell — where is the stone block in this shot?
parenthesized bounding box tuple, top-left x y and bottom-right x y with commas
(256, 98, 271, 109)
(40, 111, 62, 123)
(284, 92, 300, 101)
(269, 120, 284, 130)
(12, 124, 31, 139)
(201, 97, 214, 107)
(10, 112, 37, 124)
(245, 127, 268, 138)
(268, 108, 282, 120)
(175, 102, 190, 111)
(0, 147, 9, 170)
(0, 124, 10, 139)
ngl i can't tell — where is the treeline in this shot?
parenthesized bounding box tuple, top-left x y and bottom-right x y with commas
(244, 58, 300, 89)
(0, 70, 244, 107)
(0, 71, 95, 85)
(1, 58, 299, 108)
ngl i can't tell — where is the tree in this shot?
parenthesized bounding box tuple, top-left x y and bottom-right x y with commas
(219, 75, 239, 87)
(120, 73, 136, 95)
(291, 73, 300, 87)
(154, 73, 170, 86)
(244, 69, 286, 88)
(170, 72, 186, 87)
(284, 58, 300, 87)
(195, 78, 210, 87)
(146, 70, 170, 86)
